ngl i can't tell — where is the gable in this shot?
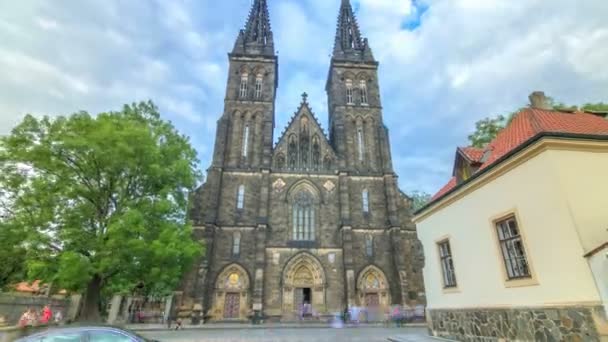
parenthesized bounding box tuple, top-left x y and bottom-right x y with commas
(273, 101, 337, 172)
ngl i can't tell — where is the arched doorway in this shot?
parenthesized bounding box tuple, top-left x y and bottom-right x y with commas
(356, 265, 390, 319)
(212, 264, 250, 321)
(282, 253, 326, 319)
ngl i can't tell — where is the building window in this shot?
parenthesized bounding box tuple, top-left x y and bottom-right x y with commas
(365, 235, 373, 257)
(346, 80, 354, 104)
(496, 216, 531, 279)
(236, 185, 245, 210)
(438, 240, 457, 288)
(292, 190, 315, 241)
(242, 125, 250, 158)
(239, 74, 248, 98)
(232, 232, 241, 257)
(255, 75, 263, 99)
(362, 189, 370, 214)
(357, 128, 365, 161)
(360, 80, 368, 105)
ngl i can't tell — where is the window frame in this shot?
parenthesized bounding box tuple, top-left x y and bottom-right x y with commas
(242, 124, 250, 158)
(232, 232, 241, 258)
(362, 189, 370, 214)
(254, 75, 263, 99)
(239, 74, 248, 98)
(236, 185, 245, 210)
(436, 239, 458, 289)
(291, 191, 316, 242)
(490, 211, 538, 287)
(346, 80, 354, 105)
(360, 80, 368, 105)
(357, 127, 365, 162)
(365, 234, 374, 257)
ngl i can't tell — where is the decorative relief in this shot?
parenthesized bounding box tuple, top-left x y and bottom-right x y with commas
(273, 178, 286, 193)
(323, 180, 335, 193)
(328, 253, 336, 264)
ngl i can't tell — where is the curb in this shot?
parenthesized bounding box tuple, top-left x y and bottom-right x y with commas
(131, 323, 428, 332)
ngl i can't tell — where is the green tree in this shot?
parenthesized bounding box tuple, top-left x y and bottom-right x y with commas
(581, 102, 608, 112)
(409, 191, 433, 212)
(467, 115, 507, 148)
(0, 101, 202, 321)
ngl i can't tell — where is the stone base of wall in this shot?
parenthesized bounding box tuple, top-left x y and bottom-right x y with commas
(428, 305, 607, 342)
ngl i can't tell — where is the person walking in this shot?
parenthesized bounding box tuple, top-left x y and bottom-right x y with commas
(40, 305, 52, 324)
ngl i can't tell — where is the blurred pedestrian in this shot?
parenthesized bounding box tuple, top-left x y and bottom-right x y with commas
(40, 305, 52, 324)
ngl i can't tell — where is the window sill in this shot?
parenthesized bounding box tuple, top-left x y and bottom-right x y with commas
(503, 276, 539, 288)
(442, 286, 460, 294)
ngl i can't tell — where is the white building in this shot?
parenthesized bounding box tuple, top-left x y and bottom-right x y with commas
(414, 93, 608, 341)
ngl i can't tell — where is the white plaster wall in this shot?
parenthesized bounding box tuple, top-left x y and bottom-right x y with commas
(417, 150, 601, 309)
(548, 149, 608, 253)
(588, 249, 608, 314)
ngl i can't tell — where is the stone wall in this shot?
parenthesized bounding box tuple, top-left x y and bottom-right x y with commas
(0, 293, 75, 325)
(428, 306, 607, 341)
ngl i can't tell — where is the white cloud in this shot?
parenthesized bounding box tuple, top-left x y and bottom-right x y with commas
(1, 0, 608, 195)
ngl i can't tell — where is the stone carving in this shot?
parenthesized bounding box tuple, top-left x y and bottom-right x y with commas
(273, 178, 286, 193)
(323, 180, 335, 193)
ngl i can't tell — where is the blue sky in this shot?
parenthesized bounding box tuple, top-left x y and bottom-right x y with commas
(1, 0, 608, 195)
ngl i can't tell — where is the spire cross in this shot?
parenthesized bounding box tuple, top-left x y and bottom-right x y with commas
(301, 92, 308, 103)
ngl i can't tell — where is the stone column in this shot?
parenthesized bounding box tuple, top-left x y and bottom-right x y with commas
(106, 295, 123, 324)
(383, 174, 400, 227)
(342, 226, 356, 307)
(253, 225, 267, 312)
(389, 227, 409, 305)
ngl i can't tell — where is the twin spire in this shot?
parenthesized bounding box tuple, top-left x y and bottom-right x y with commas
(333, 0, 374, 62)
(232, 0, 374, 62)
(232, 0, 274, 56)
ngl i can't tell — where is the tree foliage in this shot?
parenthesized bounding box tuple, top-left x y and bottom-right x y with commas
(409, 191, 433, 212)
(0, 101, 202, 320)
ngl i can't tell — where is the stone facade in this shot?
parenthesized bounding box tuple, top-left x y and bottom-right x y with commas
(180, 0, 425, 322)
(428, 306, 606, 342)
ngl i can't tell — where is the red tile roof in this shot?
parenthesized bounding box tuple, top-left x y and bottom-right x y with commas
(431, 109, 608, 201)
(459, 147, 484, 163)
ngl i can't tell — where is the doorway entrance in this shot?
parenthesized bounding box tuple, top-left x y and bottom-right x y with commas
(295, 288, 312, 316)
(224, 293, 240, 319)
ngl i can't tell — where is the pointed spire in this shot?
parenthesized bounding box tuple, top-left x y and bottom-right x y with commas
(333, 0, 375, 62)
(232, 0, 275, 57)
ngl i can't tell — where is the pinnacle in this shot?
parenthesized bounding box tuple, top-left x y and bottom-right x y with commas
(232, 0, 275, 56)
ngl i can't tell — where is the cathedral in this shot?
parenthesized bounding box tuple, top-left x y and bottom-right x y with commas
(181, 0, 426, 322)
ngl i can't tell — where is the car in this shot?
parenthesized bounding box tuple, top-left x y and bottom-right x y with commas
(14, 325, 159, 342)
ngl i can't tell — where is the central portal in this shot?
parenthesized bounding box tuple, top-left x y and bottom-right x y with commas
(282, 253, 326, 319)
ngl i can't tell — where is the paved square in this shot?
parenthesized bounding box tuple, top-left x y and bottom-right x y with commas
(139, 327, 436, 342)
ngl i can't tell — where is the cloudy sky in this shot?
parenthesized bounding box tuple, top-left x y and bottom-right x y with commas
(1, 0, 607, 194)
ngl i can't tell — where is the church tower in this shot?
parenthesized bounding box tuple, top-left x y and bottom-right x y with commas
(211, 0, 277, 171)
(326, 0, 393, 174)
(204, 0, 278, 227)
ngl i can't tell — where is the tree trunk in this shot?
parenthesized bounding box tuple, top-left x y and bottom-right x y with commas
(78, 274, 102, 322)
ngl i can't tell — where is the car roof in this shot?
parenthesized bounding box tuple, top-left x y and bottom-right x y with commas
(16, 326, 137, 341)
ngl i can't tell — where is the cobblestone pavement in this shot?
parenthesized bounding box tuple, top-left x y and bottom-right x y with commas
(138, 327, 438, 342)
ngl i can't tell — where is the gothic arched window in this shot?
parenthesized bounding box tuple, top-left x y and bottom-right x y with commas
(242, 124, 250, 158)
(255, 74, 263, 99)
(288, 135, 297, 169)
(312, 137, 320, 170)
(346, 79, 354, 104)
(239, 74, 248, 98)
(237, 185, 245, 210)
(357, 127, 365, 162)
(292, 190, 315, 241)
(232, 232, 241, 257)
(323, 155, 332, 170)
(362, 189, 370, 214)
(276, 153, 285, 169)
(360, 80, 368, 105)
(365, 235, 374, 257)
